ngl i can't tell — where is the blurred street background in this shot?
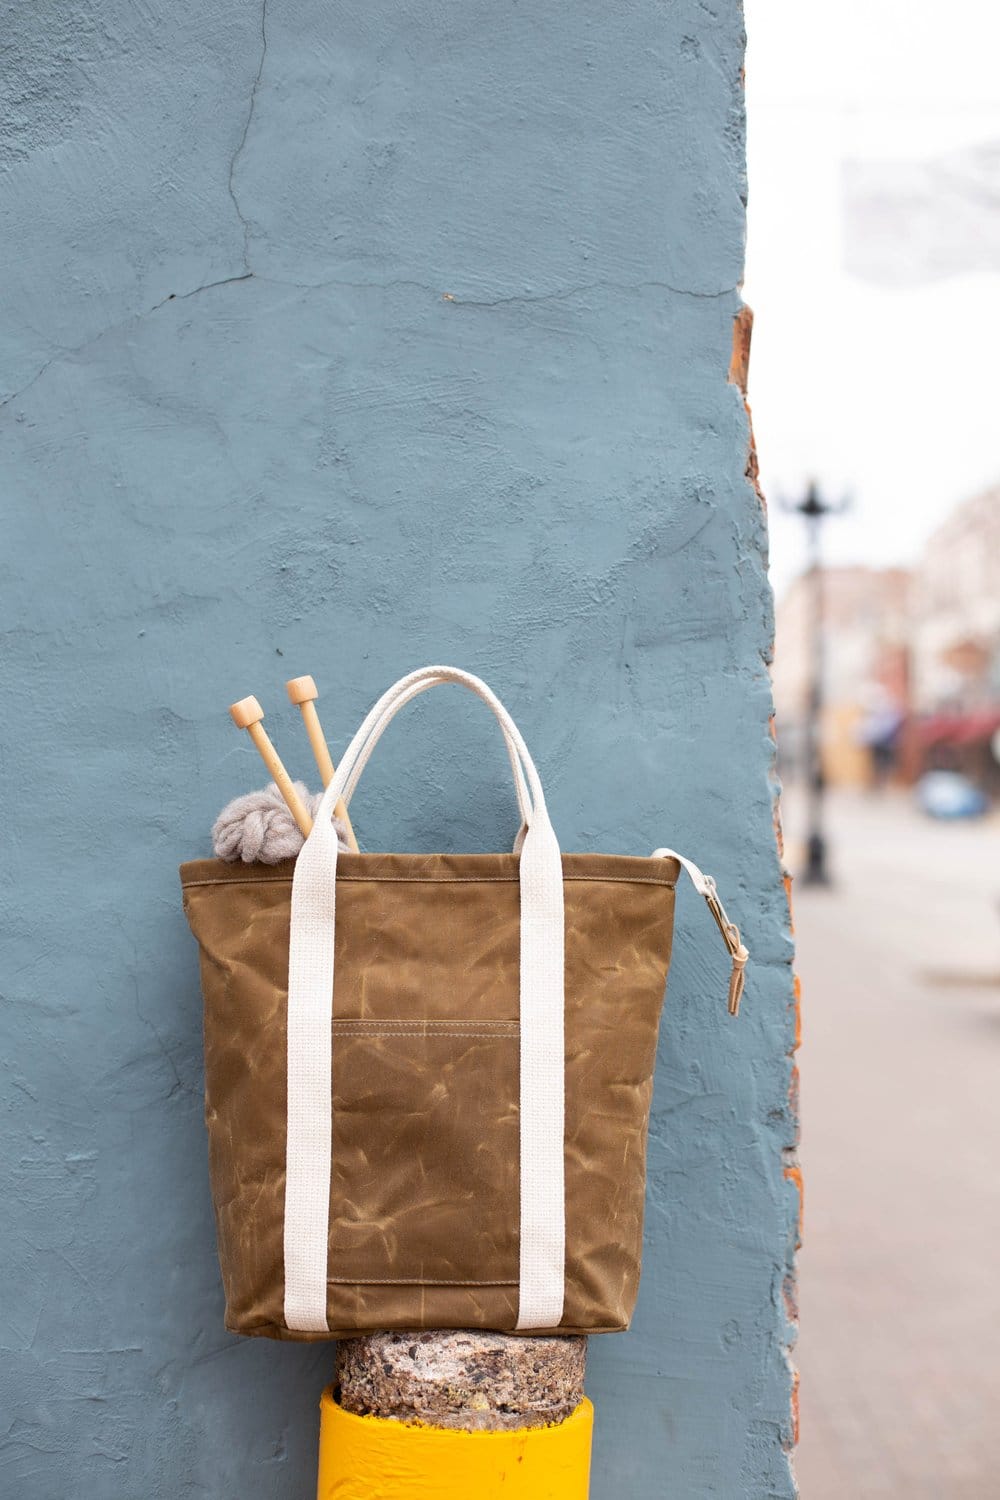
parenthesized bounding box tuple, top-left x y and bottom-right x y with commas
(785, 790, 1000, 1498)
(744, 2, 1000, 1492)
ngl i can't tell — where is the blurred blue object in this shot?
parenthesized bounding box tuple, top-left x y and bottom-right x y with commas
(915, 770, 990, 819)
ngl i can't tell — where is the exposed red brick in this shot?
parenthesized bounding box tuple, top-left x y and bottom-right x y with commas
(789, 1366, 800, 1449)
(784, 1162, 804, 1250)
(728, 305, 766, 511)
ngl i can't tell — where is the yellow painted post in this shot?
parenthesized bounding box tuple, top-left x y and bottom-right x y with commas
(316, 1387, 594, 1499)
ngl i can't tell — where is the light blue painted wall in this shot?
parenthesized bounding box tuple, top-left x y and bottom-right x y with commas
(0, 2, 797, 1494)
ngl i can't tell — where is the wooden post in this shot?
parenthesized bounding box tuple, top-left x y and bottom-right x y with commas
(336, 1330, 587, 1431)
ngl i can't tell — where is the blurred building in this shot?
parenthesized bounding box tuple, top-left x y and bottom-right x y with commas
(774, 486, 1000, 791)
(909, 486, 1000, 787)
(773, 565, 911, 787)
(910, 486, 1000, 711)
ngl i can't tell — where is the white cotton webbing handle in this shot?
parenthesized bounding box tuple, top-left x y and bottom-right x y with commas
(326, 667, 540, 822)
(284, 667, 566, 1334)
(334, 671, 534, 845)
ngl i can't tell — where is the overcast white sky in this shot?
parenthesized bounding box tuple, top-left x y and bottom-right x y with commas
(744, 1, 1000, 596)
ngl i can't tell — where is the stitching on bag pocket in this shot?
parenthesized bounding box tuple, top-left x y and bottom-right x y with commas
(333, 1018, 519, 1036)
(326, 1276, 519, 1286)
(334, 1027, 520, 1039)
(334, 1018, 518, 1026)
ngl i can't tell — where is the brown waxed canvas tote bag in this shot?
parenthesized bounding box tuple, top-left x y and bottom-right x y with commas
(180, 665, 747, 1340)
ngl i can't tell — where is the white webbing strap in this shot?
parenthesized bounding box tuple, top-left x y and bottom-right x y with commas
(283, 822, 338, 1331)
(514, 810, 566, 1327)
(652, 848, 748, 1016)
(283, 667, 566, 1333)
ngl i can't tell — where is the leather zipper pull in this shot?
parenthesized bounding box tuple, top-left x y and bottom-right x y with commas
(650, 848, 748, 1016)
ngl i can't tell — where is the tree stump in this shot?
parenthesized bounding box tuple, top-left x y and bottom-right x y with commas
(336, 1330, 588, 1432)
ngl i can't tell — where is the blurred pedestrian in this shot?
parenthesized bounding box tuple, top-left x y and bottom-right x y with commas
(857, 685, 904, 790)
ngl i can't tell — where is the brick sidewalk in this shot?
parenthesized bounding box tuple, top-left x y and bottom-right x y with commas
(787, 792, 1000, 1499)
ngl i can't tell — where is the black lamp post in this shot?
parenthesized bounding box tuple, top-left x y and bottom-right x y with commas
(782, 482, 850, 886)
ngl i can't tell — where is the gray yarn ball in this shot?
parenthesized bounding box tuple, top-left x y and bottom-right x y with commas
(212, 781, 352, 864)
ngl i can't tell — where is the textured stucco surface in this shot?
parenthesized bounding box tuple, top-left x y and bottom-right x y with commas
(0, 2, 797, 1495)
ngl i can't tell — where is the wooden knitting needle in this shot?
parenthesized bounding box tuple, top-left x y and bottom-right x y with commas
(228, 696, 313, 839)
(286, 675, 360, 852)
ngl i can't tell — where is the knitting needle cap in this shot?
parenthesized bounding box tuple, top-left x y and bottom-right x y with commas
(229, 695, 264, 729)
(286, 675, 318, 705)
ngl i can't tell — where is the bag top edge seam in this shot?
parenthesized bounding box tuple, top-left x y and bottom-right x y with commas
(180, 872, 678, 890)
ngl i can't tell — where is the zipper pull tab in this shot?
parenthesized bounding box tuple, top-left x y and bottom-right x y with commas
(650, 848, 748, 1016)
